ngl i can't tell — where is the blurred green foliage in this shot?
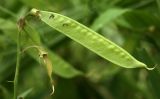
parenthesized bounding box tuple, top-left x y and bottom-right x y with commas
(0, 0, 160, 99)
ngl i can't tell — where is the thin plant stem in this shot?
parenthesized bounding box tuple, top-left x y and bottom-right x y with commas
(13, 30, 21, 99)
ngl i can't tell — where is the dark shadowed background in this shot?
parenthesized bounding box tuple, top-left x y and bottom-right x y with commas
(0, 0, 160, 99)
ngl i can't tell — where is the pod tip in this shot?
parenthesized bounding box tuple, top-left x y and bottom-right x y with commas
(50, 85, 54, 95)
(145, 64, 157, 70)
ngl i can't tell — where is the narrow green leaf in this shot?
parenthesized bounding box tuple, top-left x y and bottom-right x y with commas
(47, 49, 83, 78)
(1, 18, 83, 78)
(0, 85, 11, 99)
(30, 9, 154, 69)
(17, 88, 33, 99)
(22, 23, 83, 78)
(23, 22, 41, 45)
(90, 8, 130, 31)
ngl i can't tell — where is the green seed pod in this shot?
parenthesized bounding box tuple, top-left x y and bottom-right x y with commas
(30, 8, 155, 70)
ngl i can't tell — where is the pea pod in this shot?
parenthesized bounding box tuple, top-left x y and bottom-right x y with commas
(30, 8, 154, 70)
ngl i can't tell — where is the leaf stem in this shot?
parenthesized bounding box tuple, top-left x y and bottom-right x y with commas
(13, 30, 21, 99)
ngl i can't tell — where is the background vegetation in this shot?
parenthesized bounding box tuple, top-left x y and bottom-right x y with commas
(0, 0, 160, 99)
